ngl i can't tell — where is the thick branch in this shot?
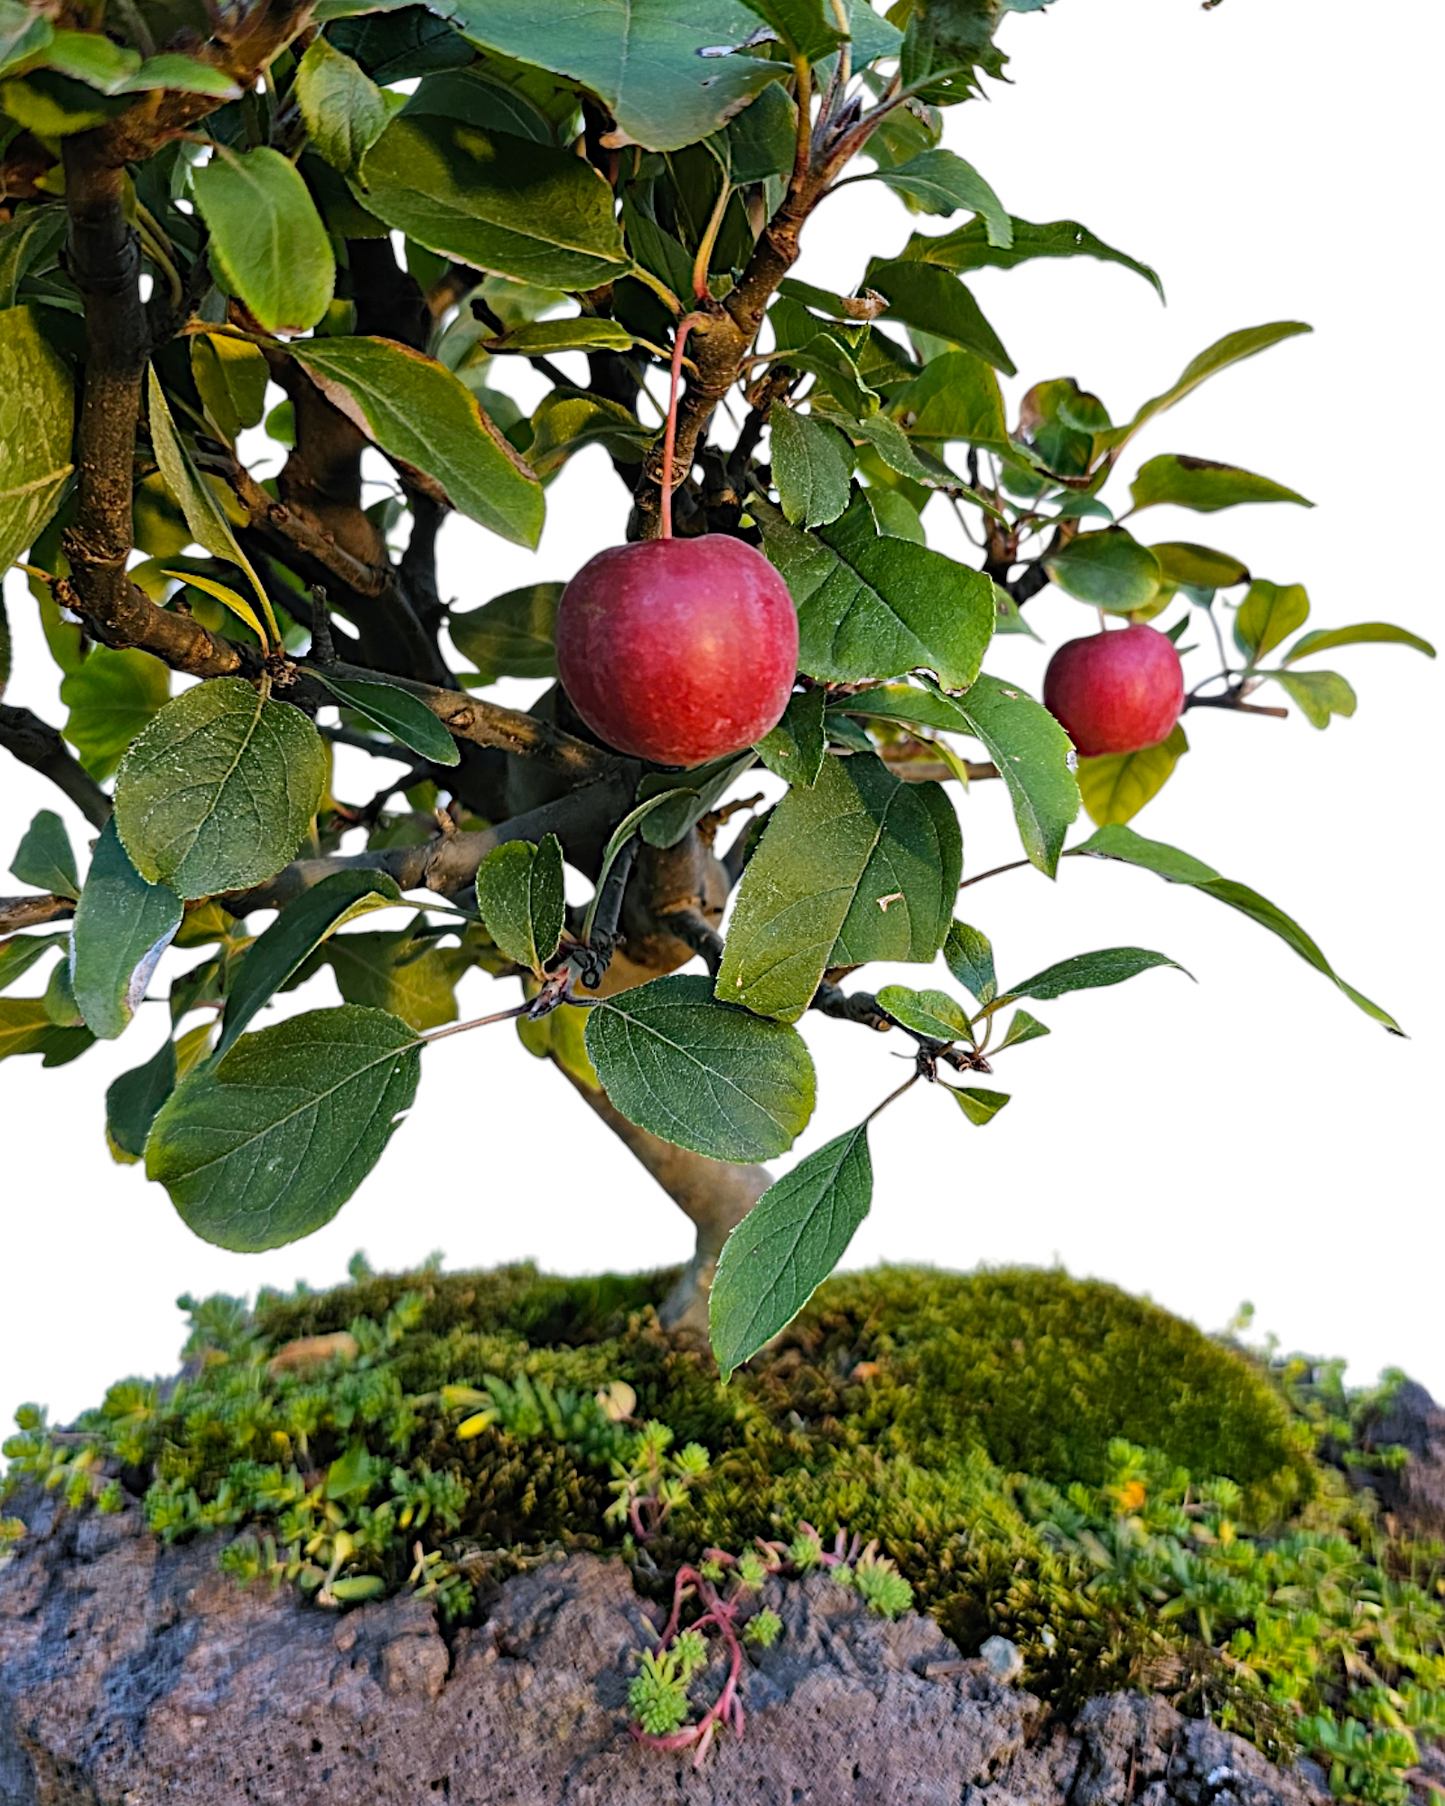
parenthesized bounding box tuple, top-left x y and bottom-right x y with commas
(0, 706, 111, 827)
(1184, 691, 1288, 719)
(632, 178, 819, 539)
(59, 137, 246, 681)
(222, 772, 636, 914)
(0, 895, 76, 934)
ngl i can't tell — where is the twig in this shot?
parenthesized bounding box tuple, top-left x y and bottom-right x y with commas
(0, 706, 111, 827)
(0, 894, 77, 934)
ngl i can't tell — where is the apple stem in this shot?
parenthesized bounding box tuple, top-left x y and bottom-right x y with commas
(661, 312, 709, 540)
(1096, 608, 1109, 632)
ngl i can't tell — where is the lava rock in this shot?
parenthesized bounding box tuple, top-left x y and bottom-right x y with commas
(0, 1488, 1330, 1806)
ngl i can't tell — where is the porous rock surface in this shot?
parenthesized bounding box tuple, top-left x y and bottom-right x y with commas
(1356, 1379, 1445, 1538)
(0, 1489, 1329, 1806)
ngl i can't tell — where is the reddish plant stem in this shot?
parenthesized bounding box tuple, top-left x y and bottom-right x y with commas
(660, 313, 709, 539)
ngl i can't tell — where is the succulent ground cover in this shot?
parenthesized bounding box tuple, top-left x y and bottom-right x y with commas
(4, 1262, 1441, 1798)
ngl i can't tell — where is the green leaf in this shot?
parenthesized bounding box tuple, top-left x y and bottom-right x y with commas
(146, 368, 276, 642)
(474, 834, 565, 974)
(59, 645, 170, 779)
(291, 336, 543, 549)
(1093, 322, 1312, 456)
(164, 570, 271, 647)
(1271, 669, 1356, 729)
(192, 146, 335, 335)
(324, 7, 474, 79)
(1046, 527, 1162, 613)
(295, 38, 391, 173)
(0, 205, 66, 308)
(525, 388, 654, 477)
(1074, 822, 1402, 1033)
(758, 489, 994, 691)
(1078, 722, 1188, 827)
(0, 930, 65, 993)
(784, 333, 880, 419)
(890, 349, 1009, 448)
(637, 752, 755, 849)
(449, 581, 562, 678)
(1150, 542, 1250, 590)
(482, 316, 642, 355)
(717, 77, 797, 182)
(584, 973, 816, 1161)
(358, 115, 628, 288)
(755, 686, 826, 787)
(995, 946, 1187, 1010)
(718, 752, 960, 1022)
(0, 0, 52, 77)
(70, 818, 184, 1039)
(1281, 622, 1436, 665)
(0, 68, 127, 134)
(0, 996, 93, 1067)
(317, 927, 466, 1031)
(709, 1124, 872, 1380)
(944, 919, 995, 1004)
(444, 0, 786, 152)
(876, 983, 973, 1044)
(217, 868, 403, 1060)
(1234, 579, 1308, 661)
(950, 673, 1079, 876)
(43, 953, 83, 1026)
(1130, 454, 1310, 514)
(106, 1034, 178, 1162)
(116, 53, 242, 96)
(864, 484, 925, 542)
(11, 808, 78, 898)
(190, 332, 269, 444)
(770, 405, 853, 528)
(947, 1085, 1009, 1126)
(0, 304, 74, 574)
(38, 29, 139, 92)
(739, 0, 843, 62)
(145, 1004, 422, 1251)
(905, 215, 1163, 301)
(314, 671, 460, 766)
(402, 64, 563, 143)
(115, 678, 327, 900)
(869, 150, 1010, 245)
(843, 678, 1077, 875)
(866, 259, 1015, 374)
(996, 1007, 1048, 1049)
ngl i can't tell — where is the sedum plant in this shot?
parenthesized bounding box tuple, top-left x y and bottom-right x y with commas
(0, 0, 1433, 1372)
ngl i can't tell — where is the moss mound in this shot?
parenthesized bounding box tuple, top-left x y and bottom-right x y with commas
(5, 1263, 1443, 1805)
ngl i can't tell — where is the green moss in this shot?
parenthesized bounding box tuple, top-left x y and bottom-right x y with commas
(4, 1262, 1442, 1805)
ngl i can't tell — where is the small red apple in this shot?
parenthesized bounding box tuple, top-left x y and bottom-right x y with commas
(1043, 621, 1185, 757)
(554, 535, 799, 768)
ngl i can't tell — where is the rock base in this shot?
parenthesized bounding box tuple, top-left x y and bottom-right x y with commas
(0, 1491, 1328, 1806)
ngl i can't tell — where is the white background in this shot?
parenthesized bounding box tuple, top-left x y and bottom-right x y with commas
(2, 0, 1440, 1428)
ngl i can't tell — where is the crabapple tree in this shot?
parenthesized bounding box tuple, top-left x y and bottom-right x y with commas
(0, 0, 1432, 1372)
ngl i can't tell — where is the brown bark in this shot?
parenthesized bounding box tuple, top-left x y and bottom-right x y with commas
(0, 894, 76, 934)
(557, 1064, 772, 1335)
(0, 706, 111, 827)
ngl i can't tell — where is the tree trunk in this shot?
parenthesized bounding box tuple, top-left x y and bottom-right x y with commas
(555, 1065, 770, 1337)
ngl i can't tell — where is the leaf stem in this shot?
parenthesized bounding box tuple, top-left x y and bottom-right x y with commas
(420, 1001, 529, 1044)
(864, 1070, 920, 1125)
(791, 58, 814, 191)
(958, 857, 1033, 890)
(628, 262, 683, 316)
(690, 182, 732, 303)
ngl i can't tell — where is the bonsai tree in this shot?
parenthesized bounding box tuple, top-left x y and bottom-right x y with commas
(0, 0, 1432, 1373)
